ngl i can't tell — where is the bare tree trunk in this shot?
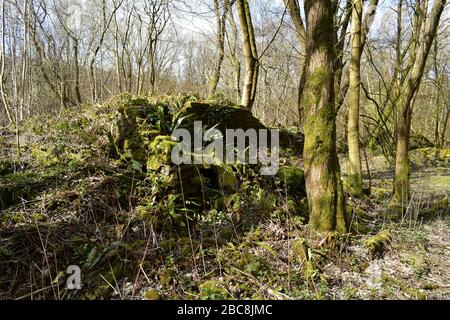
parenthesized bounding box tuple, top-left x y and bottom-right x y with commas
(347, 0, 363, 196)
(432, 39, 442, 148)
(284, 0, 306, 122)
(303, 0, 347, 233)
(0, 0, 12, 123)
(149, 40, 156, 95)
(236, 0, 258, 110)
(73, 37, 81, 104)
(89, 0, 123, 102)
(440, 104, 449, 147)
(226, 1, 241, 103)
(392, 0, 446, 206)
(208, 0, 228, 100)
(335, 0, 378, 114)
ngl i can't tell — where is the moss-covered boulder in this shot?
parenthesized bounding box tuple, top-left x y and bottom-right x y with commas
(364, 229, 391, 258)
(174, 101, 303, 153)
(147, 135, 177, 171)
(111, 96, 305, 228)
(113, 94, 174, 163)
(175, 101, 266, 133)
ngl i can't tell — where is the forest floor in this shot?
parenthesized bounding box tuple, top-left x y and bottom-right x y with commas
(0, 99, 448, 300)
(332, 149, 450, 299)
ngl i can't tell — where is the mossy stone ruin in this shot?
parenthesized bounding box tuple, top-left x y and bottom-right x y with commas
(111, 96, 306, 223)
(113, 97, 302, 175)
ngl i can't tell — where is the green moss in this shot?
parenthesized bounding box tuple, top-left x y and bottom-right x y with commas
(350, 220, 370, 234)
(30, 213, 46, 221)
(391, 157, 410, 206)
(364, 230, 391, 258)
(221, 226, 234, 241)
(113, 95, 175, 163)
(31, 147, 59, 167)
(215, 165, 238, 191)
(144, 289, 161, 300)
(147, 136, 177, 170)
(158, 268, 175, 286)
(308, 66, 329, 90)
(276, 166, 305, 197)
(200, 280, 231, 300)
(292, 238, 308, 264)
(371, 187, 390, 199)
(347, 172, 363, 197)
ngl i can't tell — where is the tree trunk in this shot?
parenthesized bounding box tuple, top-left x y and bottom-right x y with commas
(284, 0, 307, 122)
(392, 100, 411, 205)
(440, 104, 449, 147)
(73, 38, 82, 104)
(149, 40, 156, 95)
(303, 0, 347, 233)
(0, 0, 12, 123)
(226, 2, 242, 103)
(433, 39, 441, 147)
(391, 0, 446, 206)
(347, 0, 363, 196)
(237, 0, 258, 110)
(208, 0, 228, 100)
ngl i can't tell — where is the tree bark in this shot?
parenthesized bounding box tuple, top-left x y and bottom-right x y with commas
(392, 0, 446, 206)
(208, 0, 228, 100)
(73, 37, 82, 104)
(303, 0, 347, 233)
(347, 0, 363, 196)
(226, 1, 242, 103)
(0, 0, 12, 123)
(284, 0, 307, 122)
(236, 0, 258, 110)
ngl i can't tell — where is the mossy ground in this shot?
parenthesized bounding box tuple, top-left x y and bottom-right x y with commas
(0, 96, 448, 300)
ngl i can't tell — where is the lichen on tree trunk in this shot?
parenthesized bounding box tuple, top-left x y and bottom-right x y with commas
(303, 0, 347, 233)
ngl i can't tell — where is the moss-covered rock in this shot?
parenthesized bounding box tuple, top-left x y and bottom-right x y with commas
(144, 289, 161, 300)
(175, 101, 266, 133)
(174, 101, 303, 152)
(364, 229, 391, 258)
(147, 135, 177, 171)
